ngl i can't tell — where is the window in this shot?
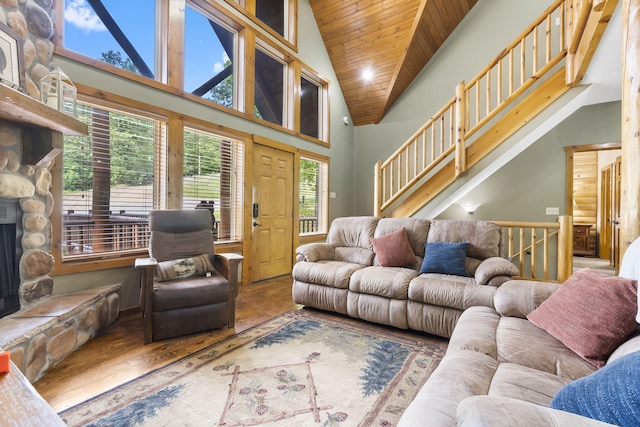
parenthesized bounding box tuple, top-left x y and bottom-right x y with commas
(183, 127, 244, 242)
(63, 0, 156, 78)
(299, 155, 329, 234)
(62, 101, 166, 258)
(300, 75, 320, 139)
(256, 0, 286, 37)
(254, 48, 285, 126)
(185, 3, 237, 107)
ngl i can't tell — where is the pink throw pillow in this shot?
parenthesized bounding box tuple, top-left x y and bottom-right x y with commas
(528, 268, 638, 368)
(372, 228, 417, 267)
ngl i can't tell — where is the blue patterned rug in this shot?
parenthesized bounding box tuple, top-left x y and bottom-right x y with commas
(59, 310, 446, 426)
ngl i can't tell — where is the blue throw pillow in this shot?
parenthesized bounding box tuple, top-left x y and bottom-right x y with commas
(550, 350, 640, 426)
(419, 242, 468, 276)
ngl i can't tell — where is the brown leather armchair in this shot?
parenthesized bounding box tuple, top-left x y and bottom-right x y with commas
(135, 209, 243, 343)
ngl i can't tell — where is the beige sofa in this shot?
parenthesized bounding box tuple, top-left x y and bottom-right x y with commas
(398, 239, 640, 426)
(292, 216, 519, 338)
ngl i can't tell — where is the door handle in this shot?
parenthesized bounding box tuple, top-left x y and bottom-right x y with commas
(253, 221, 262, 227)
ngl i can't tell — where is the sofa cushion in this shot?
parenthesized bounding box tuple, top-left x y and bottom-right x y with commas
(326, 216, 379, 249)
(155, 254, 215, 282)
(449, 306, 596, 380)
(291, 260, 366, 289)
(550, 350, 640, 426)
(527, 268, 638, 368)
(374, 217, 431, 258)
(428, 220, 501, 261)
(326, 217, 378, 264)
(420, 242, 468, 276)
(371, 227, 417, 267)
(349, 266, 417, 299)
(408, 274, 495, 310)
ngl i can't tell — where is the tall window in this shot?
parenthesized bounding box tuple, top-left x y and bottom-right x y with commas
(185, 3, 237, 107)
(254, 48, 285, 126)
(256, 0, 286, 37)
(300, 75, 321, 139)
(183, 127, 244, 242)
(63, 0, 156, 78)
(299, 155, 329, 234)
(62, 101, 166, 258)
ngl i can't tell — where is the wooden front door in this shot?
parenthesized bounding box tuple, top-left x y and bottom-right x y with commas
(251, 144, 294, 282)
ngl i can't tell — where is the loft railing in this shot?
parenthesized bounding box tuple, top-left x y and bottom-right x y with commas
(494, 216, 573, 282)
(374, 0, 595, 216)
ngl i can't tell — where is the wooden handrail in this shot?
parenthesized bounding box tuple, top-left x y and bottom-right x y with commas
(375, 1, 580, 216)
(494, 215, 572, 282)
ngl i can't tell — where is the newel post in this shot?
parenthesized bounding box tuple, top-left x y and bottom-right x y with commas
(374, 161, 382, 217)
(557, 215, 573, 282)
(454, 81, 467, 177)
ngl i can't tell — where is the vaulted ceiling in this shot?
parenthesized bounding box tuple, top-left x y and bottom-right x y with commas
(309, 0, 478, 126)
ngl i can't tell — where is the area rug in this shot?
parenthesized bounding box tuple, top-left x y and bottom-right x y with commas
(59, 310, 446, 426)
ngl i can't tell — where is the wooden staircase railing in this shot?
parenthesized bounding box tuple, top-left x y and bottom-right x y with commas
(374, 0, 606, 217)
(495, 215, 573, 282)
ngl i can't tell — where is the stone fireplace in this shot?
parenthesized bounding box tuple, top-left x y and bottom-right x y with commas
(0, 198, 22, 318)
(0, 99, 121, 382)
(0, 0, 120, 386)
(0, 122, 56, 315)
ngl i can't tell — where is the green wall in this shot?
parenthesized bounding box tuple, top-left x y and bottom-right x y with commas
(436, 102, 621, 221)
(52, 0, 355, 308)
(352, 0, 561, 215)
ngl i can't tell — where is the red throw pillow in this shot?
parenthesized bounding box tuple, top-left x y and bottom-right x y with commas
(371, 227, 417, 267)
(527, 268, 638, 368)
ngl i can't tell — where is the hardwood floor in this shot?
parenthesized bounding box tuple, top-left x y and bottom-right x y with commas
(34, 275, 300, 413)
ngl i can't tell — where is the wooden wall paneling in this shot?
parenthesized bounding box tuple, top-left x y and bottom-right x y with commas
(572, 151, 598, 253)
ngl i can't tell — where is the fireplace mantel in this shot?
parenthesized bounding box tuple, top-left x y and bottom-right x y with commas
(0, 84, 87, 137)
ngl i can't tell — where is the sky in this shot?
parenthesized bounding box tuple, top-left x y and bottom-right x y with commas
(63, 0, 229, 92)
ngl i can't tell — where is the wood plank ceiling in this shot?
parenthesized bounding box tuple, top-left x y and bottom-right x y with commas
(309, 0, 478, 126)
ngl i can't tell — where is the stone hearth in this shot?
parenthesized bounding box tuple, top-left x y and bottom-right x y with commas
(0, 284, 120, 382)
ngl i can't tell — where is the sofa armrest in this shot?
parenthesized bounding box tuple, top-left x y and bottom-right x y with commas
(493, 279, 559, 318)
(474, 257, 519, 286)
(295, 243, 335, 262)
(457, 396, 616, 427)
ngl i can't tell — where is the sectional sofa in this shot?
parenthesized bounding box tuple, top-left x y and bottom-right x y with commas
(399, 238, 640, 426)
(292, 216, 519, 338)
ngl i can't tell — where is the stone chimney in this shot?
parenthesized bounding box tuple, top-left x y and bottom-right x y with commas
(0, 0, 62, 307)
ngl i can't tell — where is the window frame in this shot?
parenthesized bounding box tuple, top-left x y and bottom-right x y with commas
(253, 42, 290, 127)
(298, 151, 330, 238)
(54, 0, 329, 147)
(182, 124, 245, 244)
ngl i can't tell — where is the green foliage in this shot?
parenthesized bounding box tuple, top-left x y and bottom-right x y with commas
(101, 50, 138, 73)
(63, 105, 156, 192)
(299, 159, 319, 218)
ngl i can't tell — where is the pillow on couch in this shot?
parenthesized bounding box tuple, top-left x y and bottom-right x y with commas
(527, 268, 638, 367)
(419, 242, 468, 276)
(550, 349, 640, 426)
(156, 254, 214, 282)
(371, 227, 417, 267)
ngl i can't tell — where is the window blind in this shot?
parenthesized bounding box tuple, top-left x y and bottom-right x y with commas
(62, 101, 166, 258)
(299, 156, 328, 234)
(183, 126, 244, 242)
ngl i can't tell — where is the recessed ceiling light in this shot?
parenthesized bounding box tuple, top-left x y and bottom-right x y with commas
(362, 68, 373, 81)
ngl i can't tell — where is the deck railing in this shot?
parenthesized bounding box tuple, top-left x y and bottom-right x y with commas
(63, 214, 322, 255)
(374, 0, 596, 216)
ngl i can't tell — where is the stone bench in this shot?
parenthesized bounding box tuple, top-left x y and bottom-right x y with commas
(0, 284, 121, 382)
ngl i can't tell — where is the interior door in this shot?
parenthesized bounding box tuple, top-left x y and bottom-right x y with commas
(613, 156, 622, 269)
(251, 144, 294, 282)
(599, 165, 612, 261)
